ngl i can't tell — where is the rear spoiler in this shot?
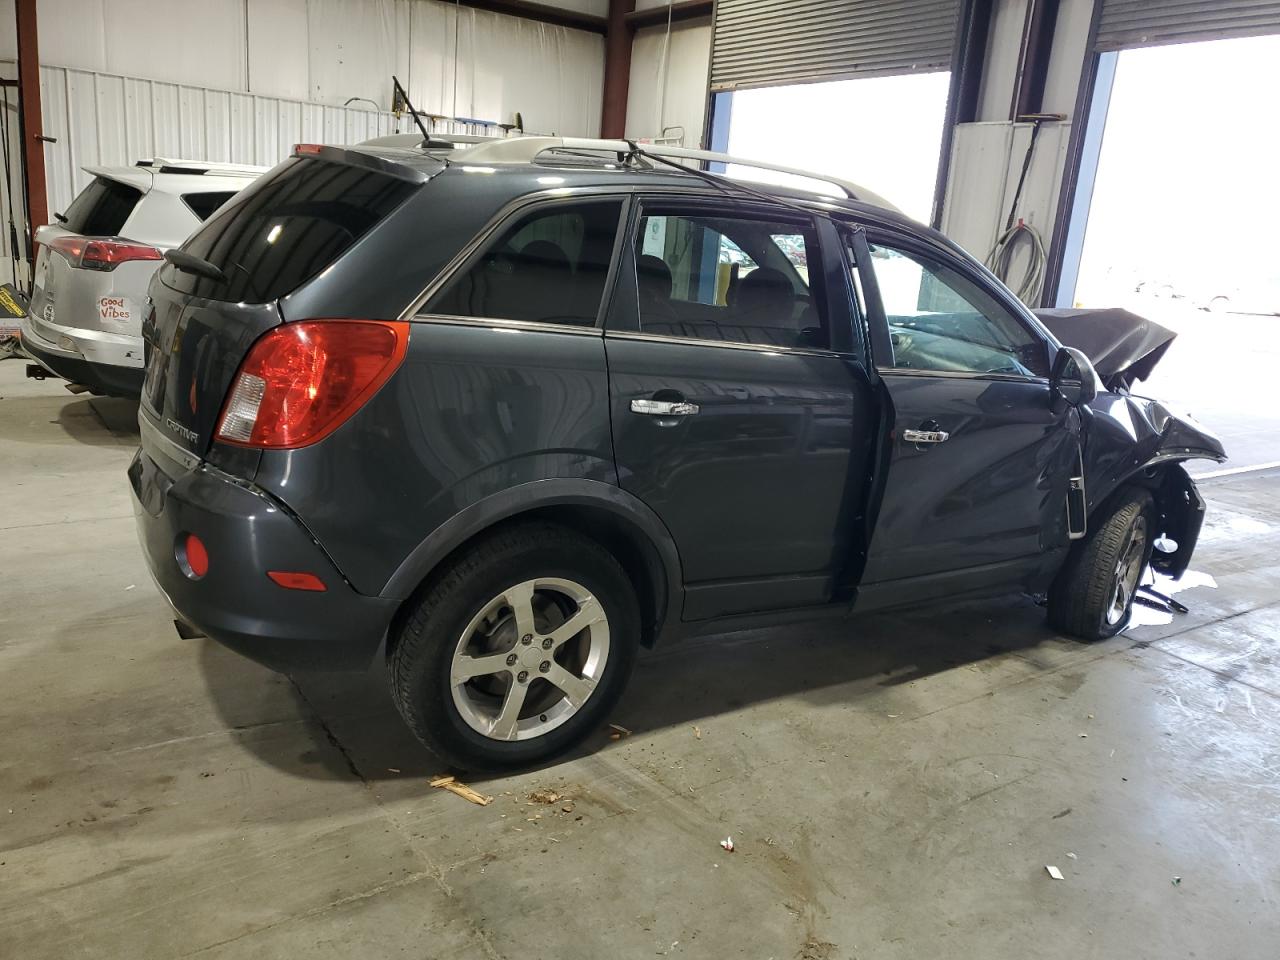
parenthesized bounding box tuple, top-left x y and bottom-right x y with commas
(291, 143, 444, 183)
(82, 166, 154, 192)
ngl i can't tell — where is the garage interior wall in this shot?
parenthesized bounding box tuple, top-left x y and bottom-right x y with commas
(620, 0, 1100, 293)
(0, 0, 606, 280)
(624, 5, 711, 145)
(934, 0, 1093, 286)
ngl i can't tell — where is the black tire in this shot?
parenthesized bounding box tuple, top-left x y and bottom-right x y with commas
(389, 521, 640, 771)
(1048, 487, 1154, 641)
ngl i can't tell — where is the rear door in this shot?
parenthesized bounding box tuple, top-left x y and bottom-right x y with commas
(849, 227, 1078, 600)
(606, 197, 877, 620)
(140, 155, 419, 458)
(31, 173, 146, 329)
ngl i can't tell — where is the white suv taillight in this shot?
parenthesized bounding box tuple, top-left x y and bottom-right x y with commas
(48, 235, 163, 271)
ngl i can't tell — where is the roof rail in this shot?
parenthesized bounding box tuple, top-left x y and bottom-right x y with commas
(454, 136, 899, 212)
(135, 158, 269, 177)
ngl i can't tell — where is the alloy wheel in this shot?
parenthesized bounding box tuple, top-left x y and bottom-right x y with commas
(449, 578, 610, 741)
(1106, 516, 1148, 626)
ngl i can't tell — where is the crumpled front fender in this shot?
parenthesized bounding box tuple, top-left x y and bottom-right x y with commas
(1082, 392, 1225, 513)
(1079, 392, 1224, 579)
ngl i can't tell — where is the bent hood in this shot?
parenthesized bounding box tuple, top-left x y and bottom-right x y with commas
(1034, 307, 1175, 391)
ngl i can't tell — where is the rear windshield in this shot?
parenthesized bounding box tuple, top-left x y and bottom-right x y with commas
(61, 177, 142, 236)
(163, 158, 416, 303)
(182, 191, 237, 222)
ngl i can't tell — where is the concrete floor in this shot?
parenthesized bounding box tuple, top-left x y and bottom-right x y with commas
(2, 357, 1278, 960)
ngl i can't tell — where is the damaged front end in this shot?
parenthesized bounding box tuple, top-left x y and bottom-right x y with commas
(1036, 307, 1227, 579)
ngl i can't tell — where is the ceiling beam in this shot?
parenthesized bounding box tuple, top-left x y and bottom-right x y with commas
(625, 0, 712, 30)
(455, 0, 608, 34)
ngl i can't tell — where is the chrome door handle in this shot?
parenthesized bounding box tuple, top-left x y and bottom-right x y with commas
(631, 399, 699, 416)
(902, 428, 949, 444)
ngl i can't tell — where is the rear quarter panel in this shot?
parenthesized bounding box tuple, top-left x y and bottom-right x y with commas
(246, 320, 616, 597)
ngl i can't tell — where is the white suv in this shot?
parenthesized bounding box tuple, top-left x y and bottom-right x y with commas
(21, 159, 266, 397)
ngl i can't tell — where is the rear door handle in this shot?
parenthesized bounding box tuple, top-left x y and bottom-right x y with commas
(631, 399, 699, 417)
(902, 428, 949, 444)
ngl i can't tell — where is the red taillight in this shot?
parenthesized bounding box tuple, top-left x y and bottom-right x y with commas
(49, 235, 162, 271)
(294, 143, 324, 156)
(181, 534, 209, 579)
(49, 235, 88, 264)
(216, 320, 409, 449)
(267, 571, 328, 592)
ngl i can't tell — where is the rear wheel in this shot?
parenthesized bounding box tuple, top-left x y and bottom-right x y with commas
(389, 523, 640, 771)
(1048, 488, 1154, 641)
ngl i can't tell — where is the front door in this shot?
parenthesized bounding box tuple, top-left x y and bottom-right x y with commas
(606, 200, 877, 619)
(852, 232, 1078, 599)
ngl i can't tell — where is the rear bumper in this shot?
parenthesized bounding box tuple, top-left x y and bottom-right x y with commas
(128, 446, 397, 672)
(21, 315, 144, 397)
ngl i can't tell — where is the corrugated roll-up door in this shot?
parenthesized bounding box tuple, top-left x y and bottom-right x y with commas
(1096, 0, 1280, 51)
(709, 0, 961, 92)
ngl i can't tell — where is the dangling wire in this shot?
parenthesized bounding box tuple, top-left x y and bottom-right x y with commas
(1, 83, 20, 286)
(452, 0, 461, 130)
(654, 2, 675, 137)
(987, 118, 1048, 305)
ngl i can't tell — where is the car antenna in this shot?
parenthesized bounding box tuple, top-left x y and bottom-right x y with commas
(391, 75, 449, 162)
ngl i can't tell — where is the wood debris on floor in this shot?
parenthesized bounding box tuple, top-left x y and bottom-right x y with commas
(429, 775, 492, 805)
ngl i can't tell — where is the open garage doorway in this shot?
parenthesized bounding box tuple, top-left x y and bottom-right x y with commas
(1062, 34, 1280, 476)
(713, 72, 952, 224)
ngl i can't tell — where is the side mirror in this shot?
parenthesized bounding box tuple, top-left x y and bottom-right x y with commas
(1051, 346, 1099, 407)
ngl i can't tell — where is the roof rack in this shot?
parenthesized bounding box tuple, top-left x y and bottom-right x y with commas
(135, 158, 269, 177)
(453, 136, 898, 212)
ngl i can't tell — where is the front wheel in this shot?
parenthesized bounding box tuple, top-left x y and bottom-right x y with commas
(1048, 488, 1154, 641)
(389, 522, 640, 771)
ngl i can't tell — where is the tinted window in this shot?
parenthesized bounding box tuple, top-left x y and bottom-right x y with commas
(165, 158, 415, 303)
(182, 191, 237, 222)
(871, 243, 1049, 377)
(61, 177, 141, 236)
(428, 200, 623, 327)
(633, 209, 828, 350)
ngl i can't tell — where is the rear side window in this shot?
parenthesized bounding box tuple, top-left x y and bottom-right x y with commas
(165, 158, 416, 303)
(182, 191, 237, 222)
(631, 207, 828, 350)
(61, 177, 141, 236)
(426, 199, 624, 327)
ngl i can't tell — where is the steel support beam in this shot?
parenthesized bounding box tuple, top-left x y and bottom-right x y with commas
(600, 0, 635, 139)
(931, 0, 993, 230)
(16, 0, 47, 271)
(1010, 0, 1062, 119)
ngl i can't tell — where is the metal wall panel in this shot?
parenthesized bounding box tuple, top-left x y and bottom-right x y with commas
(18, 63, 404, 220)
(1096, 0, 1280, 51)
(710, 0, 961, 91)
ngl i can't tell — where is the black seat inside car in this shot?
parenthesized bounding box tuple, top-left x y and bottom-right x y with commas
(487, 239, 578, 323)
(636, 254, 680, 326)
(733, 268, 795, 321)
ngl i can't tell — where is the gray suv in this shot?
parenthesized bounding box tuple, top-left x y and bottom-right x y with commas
(129, 137, 1224, 769)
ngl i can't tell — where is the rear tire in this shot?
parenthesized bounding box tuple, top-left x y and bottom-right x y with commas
(389, 522, 640, 771)
(1048, 487, 1154, 641)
